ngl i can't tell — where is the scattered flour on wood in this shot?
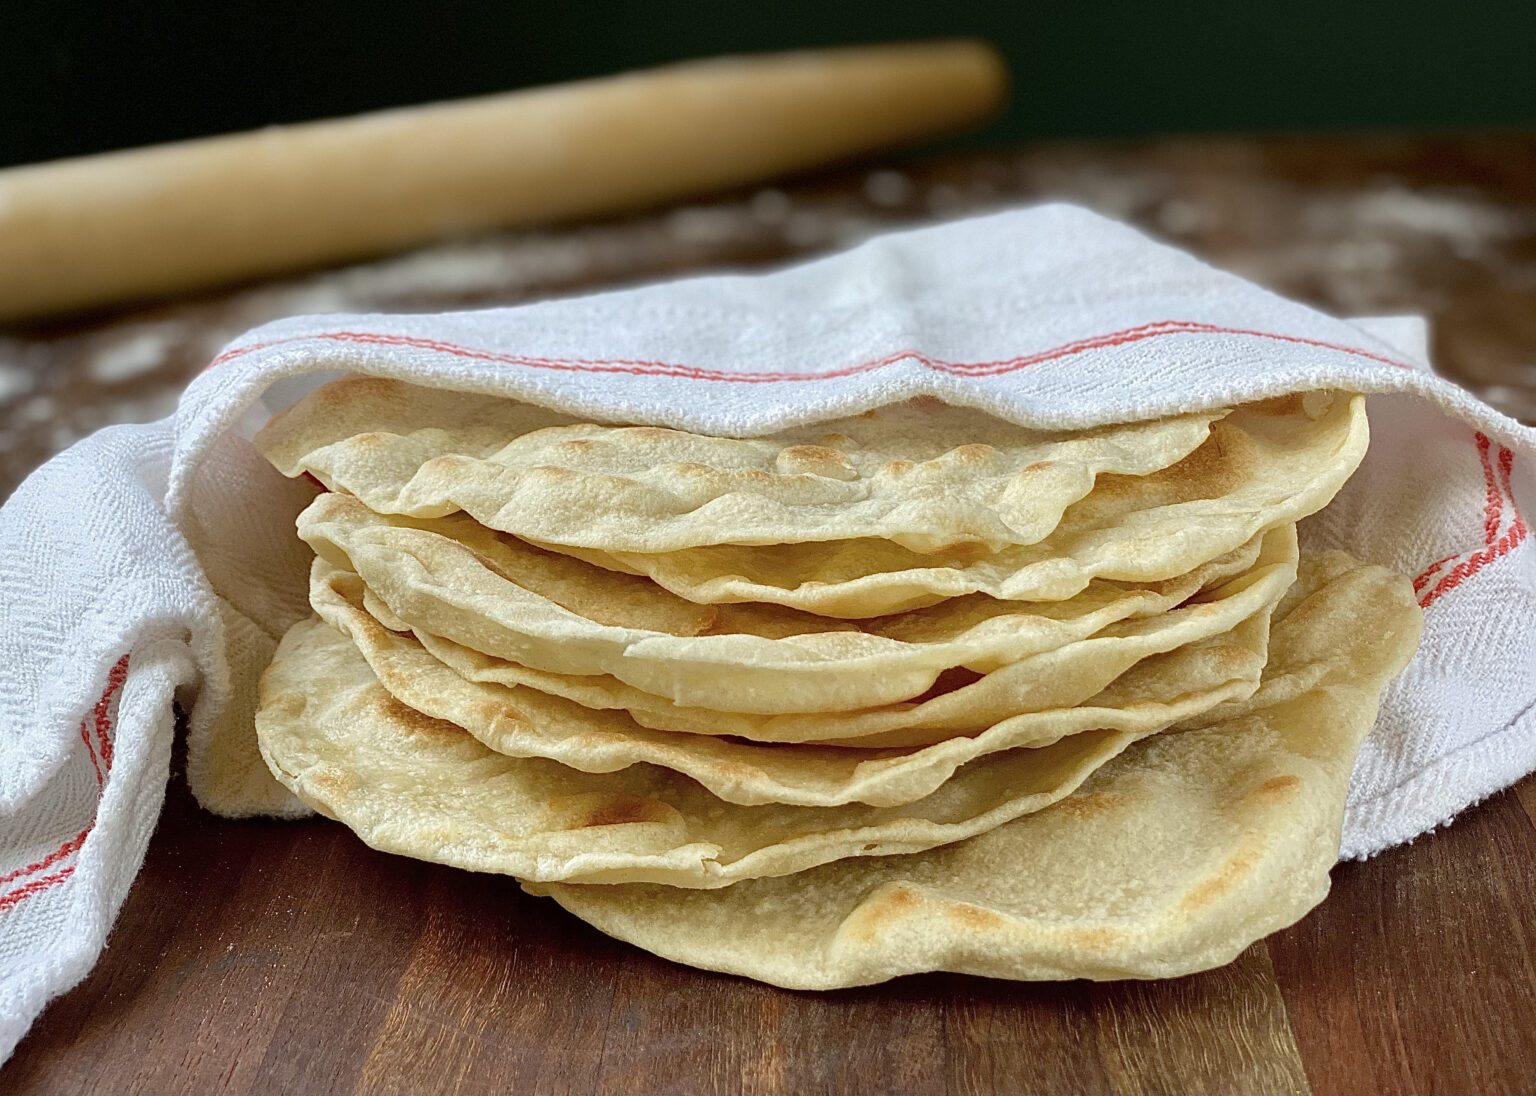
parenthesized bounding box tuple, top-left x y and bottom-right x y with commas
(87, 325, 180, 383)
(0, 361, 33, 403)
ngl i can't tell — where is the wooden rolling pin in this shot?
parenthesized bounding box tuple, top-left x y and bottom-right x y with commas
(0, 40, 1005, 322)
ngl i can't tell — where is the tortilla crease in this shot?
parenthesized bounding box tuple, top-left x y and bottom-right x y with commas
(257, 375, 1225, 554)
(529, 554, 1423, 988)
(552, 392, 1367, 616)
(298, 493, 1297, 716)
(311, 559, 1271, 807)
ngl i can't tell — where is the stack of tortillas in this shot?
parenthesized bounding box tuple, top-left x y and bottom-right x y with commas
(251, 376, 1423, 988)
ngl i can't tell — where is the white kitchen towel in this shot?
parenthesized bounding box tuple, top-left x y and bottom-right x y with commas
(2, 205, 1534, 1062)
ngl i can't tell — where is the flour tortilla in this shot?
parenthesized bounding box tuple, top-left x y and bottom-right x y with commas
(529, 553, 1423, 987)
(312, 559, 1270, 806)
(257, 606, 1275, 889)
(257, 376, 1223, 554)
(349, 527, 1287, 748)
(557, 392, 1367, 616)
(299, 493, 1297, 716)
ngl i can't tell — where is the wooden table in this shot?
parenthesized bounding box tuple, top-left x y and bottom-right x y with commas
(5, 134, 1536, 1095)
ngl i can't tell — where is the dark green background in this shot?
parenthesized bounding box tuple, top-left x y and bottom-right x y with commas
(3, 1, 1534, 168)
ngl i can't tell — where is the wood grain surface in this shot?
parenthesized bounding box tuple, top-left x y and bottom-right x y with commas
(4, 133, 1535, 1095)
